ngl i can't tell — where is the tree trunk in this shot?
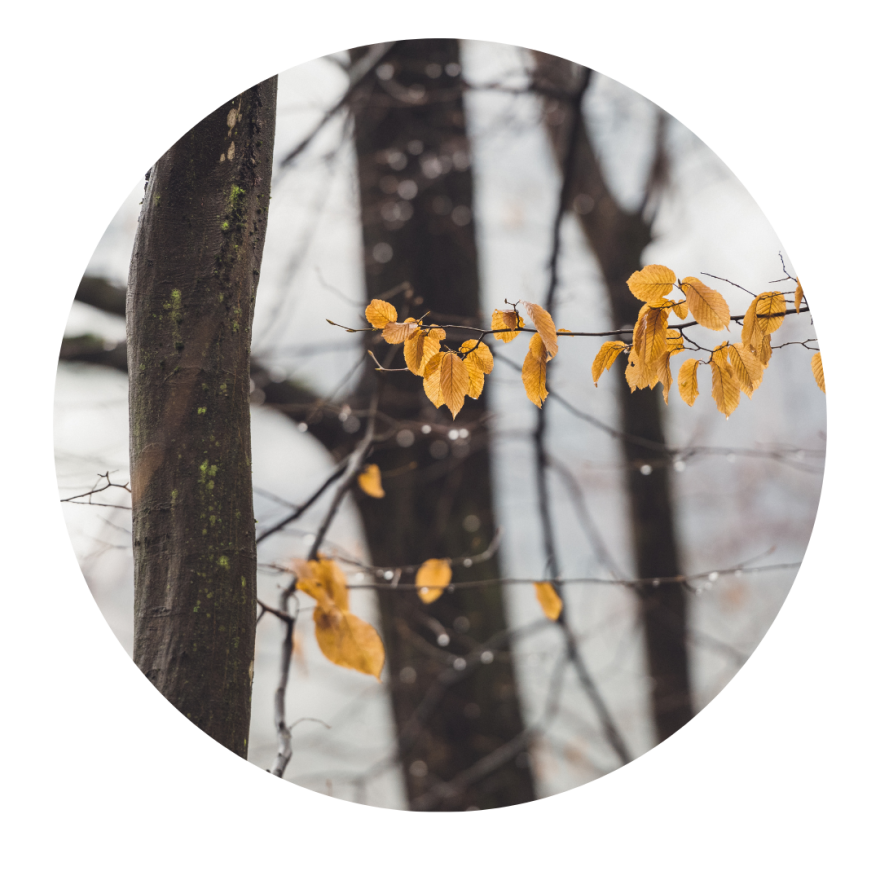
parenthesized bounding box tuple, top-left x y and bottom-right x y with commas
(348, 39, 536, 809)
(126, 77, 277, 757)
(532, 53, 694, 743)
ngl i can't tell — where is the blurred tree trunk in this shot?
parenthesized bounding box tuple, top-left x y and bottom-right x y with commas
(348, 39, 536, 809)
(126, 78, 277, 757)
(532, 53, 694, 743)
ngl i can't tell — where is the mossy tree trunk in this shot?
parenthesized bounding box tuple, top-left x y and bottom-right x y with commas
(126, 77, 277, 757)
(348, 39, 536, 809)
(532, 53, 695, 743)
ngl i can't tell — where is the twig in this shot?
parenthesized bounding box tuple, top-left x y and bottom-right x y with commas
(269, 588, 300, 778)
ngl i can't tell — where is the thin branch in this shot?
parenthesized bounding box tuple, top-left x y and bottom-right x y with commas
(269, 588, 300, 778)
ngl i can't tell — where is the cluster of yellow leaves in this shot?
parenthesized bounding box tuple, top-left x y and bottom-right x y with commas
(290, 557, 385, 679)
(591, 265, 821, 417)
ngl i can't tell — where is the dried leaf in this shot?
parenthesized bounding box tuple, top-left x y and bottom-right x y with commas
(404, 327, 444, 376)
(741, 298, 763, 352)
(710, 359, 740, 418)
(522, 301, 559, 358)
(313, 606, 385, 679)
(309, 557, 349, 611)
(358, 463, 385, 498)
(459, 339, 494, 374)
(755, 292, 786, 335)
(666, 328, 685, 356)
(811, 351, 825, 393)
(681, 277, 730, 331)
(678, 358, 700, 406)
(382, 318, 420, 345)
(710, 344, 729, 367)
(671, 300, 688, 320)
(491, 309, 524, 343)
(365, 299, 397, 329)
(416, 558, 452, 604)
(529, 331, 553, 363)
(625, 347, 657, 391)
(438, 351, 470, 419)
(728, 342, 764, 398)
(795, 278, 804, 314)
(657, 352, 673, 404)
(627, 264, 676, 303)
(634, 304, 669, 369)
(757, 332, 772, 365)
(534, 581, 563, 621)
(591, 340, 627, 385)
(422, 354, 445, 409)
(522, 350, 548, 407)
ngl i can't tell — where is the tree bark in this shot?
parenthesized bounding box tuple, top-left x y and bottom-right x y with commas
(348, 39, 536, 809)
(126, 77, 277, 757)
(532, 53, 694, 743)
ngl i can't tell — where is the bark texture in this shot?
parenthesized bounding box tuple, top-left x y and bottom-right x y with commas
(532, 53, 694, 743)
(126, 77, 277, 757)
(348, 39, 536, 809)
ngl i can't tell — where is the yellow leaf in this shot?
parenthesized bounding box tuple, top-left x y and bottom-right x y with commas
(534, 581, 563, 621)
(459, 339, 494, 374)
(625, 347, 657, 391)
(671, 300, 688, 320)
(310, 557, 349, 611)
(522, 350, 548, 407)
(422, 354, 445, 409)
(728, 342, 764, 398)
(741, 298, 762, 352)
(795, 278, 804, 314)
(591, 340, 627, 385)
(491, 309, 524, 343)
(438, 351, 470, 419)
(382, 319, 420, 345)
(678, 358, 700, 406)
(627, 264, 676, 303)
(634, 304, 669, 370)
(710, 360, 740, 417)
(404, 327, 445, 376)
(755, 292, 786, 335)
(710, 343, 729, 367)
(680, 277, 730, 331)
(416, 558, 452, 604)
(657, 352, 673, 404)
(757, 333, 772, 365)
(357, 463, 385, 498)
(365, 299, 397, 329)
(811, 351, 825, 393)
(463, 356, 485, 399)
(666, 328, 685, 356)
(313, 606, 385, 679)
(529, 331, 553, 363)
(521, 301, 559, 358)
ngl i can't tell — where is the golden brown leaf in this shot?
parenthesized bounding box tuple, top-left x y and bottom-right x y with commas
(591, 340, 627, 385)
(625, 347, 658, 391)
(463, 356, 485, 399)
(681, 277, 730, 331)
(313, 605, 385, 679)
(522, 301, 559, 358)
(741, 298, 762, 352)
(672, 300, 688, 320)
(755, 292, 786, 335)
(459, 339, 494, 374)
(310, 557, 349, 611)
(491, 309, 524, 343)
(382, 318, 420, 345)
(422, 354, 445, 408)
(710, 343, 729, 367)
(666, 328, 685, 356)
(529, 331, 553, 363)
(534, 582, 563, 621)
(438, 351, 470, 419)
(522, 350, 549, 407)
(365, 299, 397, 329)
(634, 304, 670, 370)
(657, 353, 673, 404)
(710, 360, 740, 418)
(811, 351, 825, 393)
(677, 358, 700, 406)
(627, 264, 676, 303)
(404, 327, 445, 376)
(357, 463, 385, 498)
(416, 558, 452, 604)
(728, 342, 764, 398)
(757, 333, 772, 365)
(795, 278, 804, 314)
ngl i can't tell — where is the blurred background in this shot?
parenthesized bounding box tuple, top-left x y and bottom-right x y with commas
(56, 39, 825, 810)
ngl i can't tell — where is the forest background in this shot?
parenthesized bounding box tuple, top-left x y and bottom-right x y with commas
(53, 41, 827, 809)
